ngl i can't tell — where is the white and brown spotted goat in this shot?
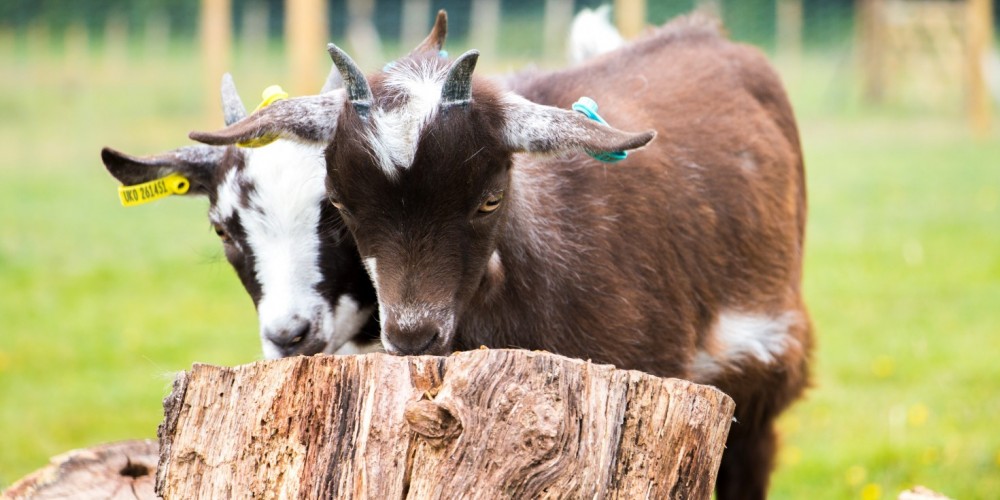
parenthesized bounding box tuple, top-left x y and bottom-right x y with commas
(101, 71, 380, 358)
(191, 15, 812, 498)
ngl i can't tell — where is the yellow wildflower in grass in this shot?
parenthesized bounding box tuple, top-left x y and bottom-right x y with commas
(861, 483, 882, 500)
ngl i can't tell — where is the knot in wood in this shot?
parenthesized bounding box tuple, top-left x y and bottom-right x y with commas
(405, 399, 462, 444)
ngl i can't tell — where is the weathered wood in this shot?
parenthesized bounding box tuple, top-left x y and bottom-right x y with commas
(2, 440, 158, 500)
(156, 349, 735, 498)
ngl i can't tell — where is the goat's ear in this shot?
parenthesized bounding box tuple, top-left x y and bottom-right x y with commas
(100, 145, 225, 196)
(409, 10, 448, 55)
(501, 95, 656, 156)
(189, 91, 347, 147)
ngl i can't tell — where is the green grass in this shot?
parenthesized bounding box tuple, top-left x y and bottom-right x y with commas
(2, 40, 999, 498)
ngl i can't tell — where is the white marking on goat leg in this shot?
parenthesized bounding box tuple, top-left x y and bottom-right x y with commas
(691, 310, 802, 381)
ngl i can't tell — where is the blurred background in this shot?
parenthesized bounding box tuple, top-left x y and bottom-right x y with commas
(0, 0, 997, 497)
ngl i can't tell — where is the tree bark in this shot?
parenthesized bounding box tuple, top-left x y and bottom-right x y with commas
(156, 349, 734, 498)
(2, 439, 158, 500)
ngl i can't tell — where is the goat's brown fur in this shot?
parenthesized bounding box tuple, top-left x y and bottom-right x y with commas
(190, 14, 811, 498)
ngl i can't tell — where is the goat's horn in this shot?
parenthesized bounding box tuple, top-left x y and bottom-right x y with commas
(328, 43, 372, 118)
(410, 10, 448, 55)
(220, 73, 247, 126)
(441, 50, 479, 107)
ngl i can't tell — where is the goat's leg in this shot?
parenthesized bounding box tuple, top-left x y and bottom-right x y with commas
(714, 420, 777, 500)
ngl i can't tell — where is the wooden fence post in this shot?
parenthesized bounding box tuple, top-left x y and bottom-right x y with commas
(777, 0, 803, 68)
(401, 0, 432, 51)
(614, 0, 646, 38)
(200, 0, 231, 119)
(286, 0, 328, 96)
(156, 350, 735, 498)
(544, 0, 574, 62)
(470, 0, 501, 57)
(967, 0, 994, 136)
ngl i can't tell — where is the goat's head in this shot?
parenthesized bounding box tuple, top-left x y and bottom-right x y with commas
(190, 44, 654, 355)
(102, 72, 377, 359)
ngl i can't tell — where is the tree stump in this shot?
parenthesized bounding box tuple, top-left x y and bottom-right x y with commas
(2, 439, 158, 500)
(156, 349, 735, 498)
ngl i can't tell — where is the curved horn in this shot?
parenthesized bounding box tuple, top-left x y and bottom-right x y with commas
(220, 73, 247, 126)
(410, 10, 448, 55)
(327, 44, 372, 118)
(500, 95, 656, 155)
(441, 50, 479, 107)
(190, 92, 347, 147)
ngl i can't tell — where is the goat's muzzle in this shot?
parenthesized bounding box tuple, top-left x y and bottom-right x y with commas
(382, 310, 450, 356)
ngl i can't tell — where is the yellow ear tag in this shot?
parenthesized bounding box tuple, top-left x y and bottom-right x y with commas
(237, 84, 289, 148)
(118, 173, 191, 207)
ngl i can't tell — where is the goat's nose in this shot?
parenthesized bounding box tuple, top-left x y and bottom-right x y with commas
(264, 319, 311, 354)
(385, 318, 440, 355)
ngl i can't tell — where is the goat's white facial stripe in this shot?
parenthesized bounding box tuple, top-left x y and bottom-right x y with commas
(363, 257, 388, 341)
(367, 60, 446, 176)
(211, 167, 240, 222)
(691, 310, 801, 381)
(364, 257, 379, 293)
(217, 140, 336, 356)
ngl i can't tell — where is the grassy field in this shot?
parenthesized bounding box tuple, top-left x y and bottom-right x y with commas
(1, 39, 998, 497)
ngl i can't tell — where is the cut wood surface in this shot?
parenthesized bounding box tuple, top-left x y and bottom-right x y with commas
(157, 349, 735, 498)
(2, 439, 157, 500)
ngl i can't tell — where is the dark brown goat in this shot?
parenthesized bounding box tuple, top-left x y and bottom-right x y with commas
(191, 15, 812, 499)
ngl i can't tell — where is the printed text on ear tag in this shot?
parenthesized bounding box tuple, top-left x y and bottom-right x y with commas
(118, 173, 191, 207)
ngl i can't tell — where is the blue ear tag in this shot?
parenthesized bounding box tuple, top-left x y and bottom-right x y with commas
(571, 97, 628, 163)
(438, 50, 448, 58)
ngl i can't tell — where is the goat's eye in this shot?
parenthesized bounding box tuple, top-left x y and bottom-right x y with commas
(213, 224, 231, 244)
(478, 192, 504, 214)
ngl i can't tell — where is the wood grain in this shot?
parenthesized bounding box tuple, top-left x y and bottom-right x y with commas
(2, 439, 158, 500)
(156, 349, 734, 498)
